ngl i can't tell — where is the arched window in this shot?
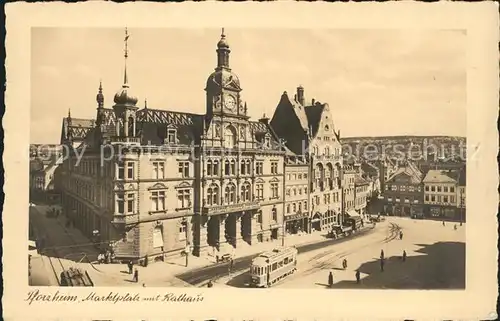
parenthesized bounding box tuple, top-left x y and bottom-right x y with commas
(224, 126, 237, 149)
(292, 203, 297, 212)
(225, 183, 236, 204)
(240, 182, 251, 202)
(298, 202, 302, 213)
(225, 160, 230, 175)
(230, 160, 236, 175)
(128, 116, 135, 137)
(207, 184, 219, 205)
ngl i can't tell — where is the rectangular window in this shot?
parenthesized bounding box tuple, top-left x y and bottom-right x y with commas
(126, 162, 134, 179)
(425, 185, 429, 191)
(443, 186, 448, 193)
(256, 184, 264, 200)
(431, 186, 436, 192)
(437, 186, 442, 192)
(167, 129, 176, 144)
(450, 187, 455, 193)
(117, 194, 125, 214)
(126, 193, 134, 213)
(177, 189, 191, 209)
(391, 185, 397, 191)
(437, 195, 442, 202)
(178, 162, 190, 178)
(151, 191, 166, 211)
(256, 162, 264, 175)
(425, 195, 429, 202)
(443, 196, 448, 203)
(450, 195, 455, 203)
(431, 195, 436, 202)
(270, 183, 279, 199)
(117, 163, 125, 180)
(400, 185, 406, 192)
(152, 162, 165, 180)
(270, 162, 278, 174)
(178, 222, 187, 241)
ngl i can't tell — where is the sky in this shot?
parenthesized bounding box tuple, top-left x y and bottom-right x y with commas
(30, 28, 466, 144)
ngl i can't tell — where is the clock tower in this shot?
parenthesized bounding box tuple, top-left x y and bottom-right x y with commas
(205, 29, 248, 120)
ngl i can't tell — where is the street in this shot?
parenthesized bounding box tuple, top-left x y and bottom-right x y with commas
(29, 204, 100, 286)
(176, 224, 377, 285)
(29, 205, 465, 289)
(209, 217, 465, 289)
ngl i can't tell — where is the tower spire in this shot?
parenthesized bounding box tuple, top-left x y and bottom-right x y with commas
(123, 27, 130, 87)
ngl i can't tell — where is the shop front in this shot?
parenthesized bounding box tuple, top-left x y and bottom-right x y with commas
(344, 210, 363, 231)
(284, 212, 309, 235)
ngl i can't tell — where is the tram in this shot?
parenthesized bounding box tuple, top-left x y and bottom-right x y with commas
(249, 246, 298, 288)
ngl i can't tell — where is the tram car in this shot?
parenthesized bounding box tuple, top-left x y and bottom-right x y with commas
(249, 246, 298, 288)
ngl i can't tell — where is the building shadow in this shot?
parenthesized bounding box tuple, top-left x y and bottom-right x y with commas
(330, 241, 465, 289)
(225, 271, 252, 288)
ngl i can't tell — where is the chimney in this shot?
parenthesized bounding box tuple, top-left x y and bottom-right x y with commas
(297, 85, 305, 105)
(311, 98, 315, 105)
(259, 113, 269, 125)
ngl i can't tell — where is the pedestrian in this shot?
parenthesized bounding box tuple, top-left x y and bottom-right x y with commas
(442, 220, 445, 226)
(144, 255, 149, 267)
(142, 283, 146, 287)
(133, 269, 139, 283)
(380, 249, 385, 260)
(380, 258, 385, 272)
(328, 271, 334, 287)
(399, 231, 403, 240)
(207, 279, 214, 288)
(229, 257, 234, 272)
(454, 224, 457, 230)
(355, 270, 361, 284)
(127, 260, 133, 274)
(342, 258, 348, 270)
(402, 250, 407, 262)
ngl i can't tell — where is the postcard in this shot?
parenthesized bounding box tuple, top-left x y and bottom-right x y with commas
(4, 1, 499, 320)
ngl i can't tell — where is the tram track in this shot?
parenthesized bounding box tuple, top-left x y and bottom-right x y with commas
(284, 222, 401, 281)
(30, 205, 95, 286)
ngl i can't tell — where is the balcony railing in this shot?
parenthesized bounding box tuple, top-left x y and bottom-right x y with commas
(110, 136, 141, 144)
(202, 200, 260, 216)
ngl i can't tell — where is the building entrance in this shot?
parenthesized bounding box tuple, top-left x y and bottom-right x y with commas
(271, 228, 278, 240)
(207, 216, 220, 248)
(224, 214, 237, 247)
(311, 213, 321, 232)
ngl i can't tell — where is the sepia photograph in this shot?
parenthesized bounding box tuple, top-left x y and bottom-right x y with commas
(3, 2, 498, 320)
(29, 27, 467, 289)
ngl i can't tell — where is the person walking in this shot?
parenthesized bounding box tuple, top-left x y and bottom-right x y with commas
(144, 255, 149, 267)
(380, 249, 385, 260)
(399, 231, 403, 240)
(355, 270, 361, 284)
(402, 250, 407, 262)
(342, 258, 348, 270)
(127, 261, 133, 274)
(454, 224, 457, 230)
(133, 269, 139, 283)
(328, 271, 334, 288)
(442, 220, 445, 226)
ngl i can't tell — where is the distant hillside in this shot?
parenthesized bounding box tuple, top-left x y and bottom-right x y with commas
(340, 136, 467, 161)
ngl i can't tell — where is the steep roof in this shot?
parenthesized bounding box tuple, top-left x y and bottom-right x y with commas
(304, 104, 325, 137)
(387, 162, 423, 184)
(422, 169, 458, 184)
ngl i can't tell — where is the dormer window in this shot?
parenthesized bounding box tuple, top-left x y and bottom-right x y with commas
(167, 129, 177, 144)
(264, 135, 271, 148)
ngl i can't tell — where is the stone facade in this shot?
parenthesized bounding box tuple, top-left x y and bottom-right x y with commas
(60, 30, 286, 260)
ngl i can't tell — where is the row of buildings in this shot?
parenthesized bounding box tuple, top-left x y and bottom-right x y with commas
(40, 29, 380, 262)
(382, 160, 466, 221)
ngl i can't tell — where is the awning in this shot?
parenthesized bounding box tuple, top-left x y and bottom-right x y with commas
(346, 210, 362, 219)
(285, 212, 309, 222)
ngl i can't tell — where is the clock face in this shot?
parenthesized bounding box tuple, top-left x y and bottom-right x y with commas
(224, 95, 236, 111)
